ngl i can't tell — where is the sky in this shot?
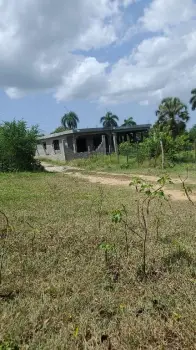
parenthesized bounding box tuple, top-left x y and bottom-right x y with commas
(0, 0, 196, 134)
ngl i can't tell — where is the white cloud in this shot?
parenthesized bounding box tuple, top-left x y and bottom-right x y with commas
(139, 0, 196, 32)
(5, 88, 26, 99)
(0, 0, 130, 98)
(99, 0, 196, 105)
(1, 0, 196, 108)
(55, 57, 109, 101)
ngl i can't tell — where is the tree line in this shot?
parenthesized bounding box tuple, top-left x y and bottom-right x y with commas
(1, 89, 196, 172)
(51, 113, 136, 133)
(52, 89, 196, 138)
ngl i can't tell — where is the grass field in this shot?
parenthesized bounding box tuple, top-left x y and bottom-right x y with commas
(0, 172, 196, 349)
(39, 153, 196, 177)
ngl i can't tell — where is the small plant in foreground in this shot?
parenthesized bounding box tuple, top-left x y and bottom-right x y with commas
(99, 242, 120, 284)
(99, 242, 116, 266)
(112, 175, 172, 279)
(0, 340, 19, 350)
(0, 210, 13, 286)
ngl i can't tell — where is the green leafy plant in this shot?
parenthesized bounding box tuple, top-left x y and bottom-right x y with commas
(179, 171, 195, 206)
(112, 206, 129, 256)
(0, 341, 19, 350)
(112, 176, 172, 279)
(118, 141, 132, 163)
(99, 242, 116, 265)
(0, 120, 40, 172)
(99, 242, 119, 284)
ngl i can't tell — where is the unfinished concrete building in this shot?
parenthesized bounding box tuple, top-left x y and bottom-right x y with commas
(36, 125, 151, 161)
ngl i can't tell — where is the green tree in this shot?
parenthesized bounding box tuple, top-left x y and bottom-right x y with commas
(190, 89, 196, 111)
(100, 111, 119, 128)
(51, 126, 67, 134)
(155, 97, 189, 138)
(0, 120, 39, 172)
(61, 111, 79, 129)
(189, 124, 196, 142)
(122, 117, 136, 127)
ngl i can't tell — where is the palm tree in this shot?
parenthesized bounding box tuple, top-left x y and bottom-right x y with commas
(155, 97, 189, 138)
(122, 117, 136, 127)
(190, 89, 196, 111)
(61, 111, 79, 129)
(100, 112, 119, 128)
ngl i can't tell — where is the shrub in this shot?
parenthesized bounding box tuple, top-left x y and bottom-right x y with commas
(119, 141, 133, 156)
(0, 120, 40, 172)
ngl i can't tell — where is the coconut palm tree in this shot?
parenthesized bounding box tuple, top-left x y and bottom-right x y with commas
(100, 112, 119, 128)
(122, 117, 136, 127)
(155, 97, 189, 138)
(61, 111, 79, 129)
(190, 89, 196, 111)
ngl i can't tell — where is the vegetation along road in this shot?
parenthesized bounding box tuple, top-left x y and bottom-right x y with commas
(41, 161, 196, 201)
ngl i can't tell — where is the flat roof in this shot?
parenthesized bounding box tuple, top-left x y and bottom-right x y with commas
(38, 124, 151, 140)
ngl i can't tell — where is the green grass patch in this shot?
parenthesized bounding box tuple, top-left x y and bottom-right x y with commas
(1, 172, 195, 349)
(38, 153, 196, 178)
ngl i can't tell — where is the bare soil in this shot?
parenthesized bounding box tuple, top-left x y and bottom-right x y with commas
(42, 162, 196, 201)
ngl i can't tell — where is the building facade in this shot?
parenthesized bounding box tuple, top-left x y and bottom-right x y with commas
(36, 125, 151, 161)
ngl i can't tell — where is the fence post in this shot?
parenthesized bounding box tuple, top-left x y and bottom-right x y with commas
(194, 140, 196, 165)
(117, 147, 120, 164)
(136, 142, 139, 167)
(109, 145, 111, 161)
(160, 139, 164, 170)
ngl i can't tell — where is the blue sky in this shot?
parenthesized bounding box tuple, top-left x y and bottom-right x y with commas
(0, 0, 196, 133)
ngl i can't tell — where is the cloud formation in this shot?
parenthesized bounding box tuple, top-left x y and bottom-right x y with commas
(102, 0, 196, 104)
(0, 0, 196, 106)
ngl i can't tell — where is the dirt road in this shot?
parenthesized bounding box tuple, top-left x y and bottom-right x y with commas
(41, 162, 196, 201)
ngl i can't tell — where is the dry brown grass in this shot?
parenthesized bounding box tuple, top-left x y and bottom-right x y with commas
(0, 172, 196, 349)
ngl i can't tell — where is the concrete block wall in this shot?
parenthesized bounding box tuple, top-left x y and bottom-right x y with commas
(96, 136, 106, 154)
(36, 139, 66, 161)
(36, 144, 46, 157)
(36, 135, 106, 162)
(64, 138, 106, 161)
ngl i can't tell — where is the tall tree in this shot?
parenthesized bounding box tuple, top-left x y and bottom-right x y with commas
(155, 97, 189, 138)
(122, 117, 136, 127)
(51, 126, 67, 134)
(189, 124, 196, 142)
(100, 112, 119, 128)
(61, 111, 79, 129)
(190, 89, 196, 111)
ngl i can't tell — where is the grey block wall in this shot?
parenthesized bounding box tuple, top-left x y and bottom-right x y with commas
(36, 134, 106, 162)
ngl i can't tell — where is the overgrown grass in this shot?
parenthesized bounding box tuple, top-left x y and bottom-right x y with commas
(39, 153, 196, 177)
(0, 172, 195, 349)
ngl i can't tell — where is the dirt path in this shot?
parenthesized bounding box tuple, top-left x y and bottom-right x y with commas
(65, 172, 196, 201)
(41, 161, 80, 173)
(41, 162, 196, 201)
(95, 171, 196, 185)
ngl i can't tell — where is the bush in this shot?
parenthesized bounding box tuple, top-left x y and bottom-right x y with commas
(0, 120, 40, 172)
(119, 141, 133, 156)
(119, 142, 150, 165)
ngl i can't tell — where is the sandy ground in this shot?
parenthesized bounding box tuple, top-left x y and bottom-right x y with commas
(41, 162, 196, 202)
(41, 162, 80, 173)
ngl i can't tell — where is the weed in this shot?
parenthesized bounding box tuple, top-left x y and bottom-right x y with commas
(112, 175, 172, 279)
(0, 341, 19, 350)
